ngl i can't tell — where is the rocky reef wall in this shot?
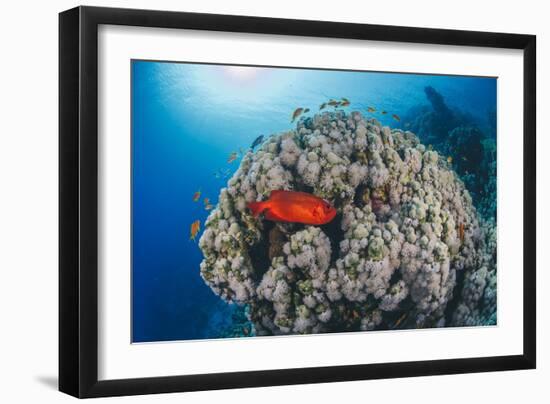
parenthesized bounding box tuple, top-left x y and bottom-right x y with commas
(199, 111, 497, 336)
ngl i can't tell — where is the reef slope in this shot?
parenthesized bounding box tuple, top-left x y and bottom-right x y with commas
(199, 111, 496, 335)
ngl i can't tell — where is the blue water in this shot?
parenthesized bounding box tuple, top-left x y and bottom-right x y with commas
(131, 60, 496, 342)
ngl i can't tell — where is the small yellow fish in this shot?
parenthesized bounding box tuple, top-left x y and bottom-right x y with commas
(327, 99, 340, 107)
(367, 106, 376, 113)
(227, 152, 238, 163)
(341, 97, 350, 103)
(291, 107, 304, 122)
(190, 220, 201, 241)
(319, 102, 327, 110)
(192, 189, 201, 202)
(447, 156, 453, 164)
(392, 114, 401, 122)
(340, 99, 350, 107)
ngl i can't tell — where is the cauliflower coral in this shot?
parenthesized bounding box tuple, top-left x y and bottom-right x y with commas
(199, 111, 496, 336)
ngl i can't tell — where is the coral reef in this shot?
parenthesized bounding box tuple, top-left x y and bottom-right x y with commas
(217, 305, 256, 338)
(403, 86, 497, 220)
(404, 86, 488, 148)
(450, 219, 497, 326)
(406, 86, 460, 146)
(442, 126, 497, 220)
(199, 110, 497, 335)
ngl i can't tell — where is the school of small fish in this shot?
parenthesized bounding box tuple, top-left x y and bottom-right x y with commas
(190, 194, 217, 239)
(291, 98, 356, 124)
(363, 105, 404, 123)
(191, 133, 272, 241)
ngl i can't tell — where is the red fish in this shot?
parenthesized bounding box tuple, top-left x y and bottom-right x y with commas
(247, 190, 337, 225)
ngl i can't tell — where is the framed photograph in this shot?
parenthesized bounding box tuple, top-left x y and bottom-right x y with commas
(59, 6, 536, 398)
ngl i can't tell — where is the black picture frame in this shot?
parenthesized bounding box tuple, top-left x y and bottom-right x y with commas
(59, 5, 536, 398)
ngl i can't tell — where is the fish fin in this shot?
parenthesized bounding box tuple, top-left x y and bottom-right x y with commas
(247, 201, 268, 217)
(264, 209, 286, 222)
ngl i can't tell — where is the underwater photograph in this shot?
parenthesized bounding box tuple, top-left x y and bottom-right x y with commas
(131, 60, 497, 343)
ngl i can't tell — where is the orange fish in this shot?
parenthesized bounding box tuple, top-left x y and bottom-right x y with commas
(190, 220, 201, 241)
(247, 190, 337, 225)
(393, 312, 408, 328)
(192, 189, 201, 202)
(459, 223, 465, 243)
(291, 107, 304, 122)
(203, 197, 210, 205)
(227, 152, 238, 163)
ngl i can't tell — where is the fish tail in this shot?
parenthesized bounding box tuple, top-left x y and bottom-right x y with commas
(247, 201, 268, 217)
